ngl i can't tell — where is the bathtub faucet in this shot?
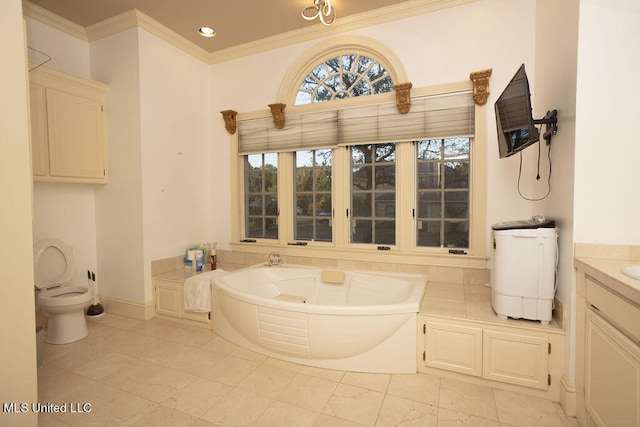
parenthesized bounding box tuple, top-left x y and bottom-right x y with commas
(267, 252, 283, 266)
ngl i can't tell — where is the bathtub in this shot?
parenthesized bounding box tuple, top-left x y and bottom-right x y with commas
(211, 264, 427, 373)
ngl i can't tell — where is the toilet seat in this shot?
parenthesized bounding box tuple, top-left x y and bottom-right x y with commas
(34, 238, 75, 290)
(34, 238, 92, 344)
(38, 285, 91, 307)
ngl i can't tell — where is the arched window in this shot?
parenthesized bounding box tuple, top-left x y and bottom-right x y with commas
(233, 36, 485, 261)
(277, 36, 407, 108)
(294, 54, 394, 105)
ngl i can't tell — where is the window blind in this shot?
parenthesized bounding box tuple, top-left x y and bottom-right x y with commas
(338, 92, 475, 145)
(237, 91, 474, 154)
(237, 111, 338, 155)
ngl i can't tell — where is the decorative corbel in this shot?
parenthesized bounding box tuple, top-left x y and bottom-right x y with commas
(220, 110, 238, 134)
(469, 68, 493, 106)
(268, 103, 286, 129)
(393, 82, 413, 114)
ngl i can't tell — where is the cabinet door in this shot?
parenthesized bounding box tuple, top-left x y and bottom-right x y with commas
(483, 330, 549, 390)
(586, 310, 640, 427)
(46, 87, 106, 179)
(183, 310, 210, 325)
(155, 282, 181, 317)
(29, 82, 49, 176)
(425, 322, 482, 376)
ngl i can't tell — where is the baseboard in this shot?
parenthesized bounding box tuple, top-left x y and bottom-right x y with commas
(99, 295, 154, 321)
(559, 375, 576, 417)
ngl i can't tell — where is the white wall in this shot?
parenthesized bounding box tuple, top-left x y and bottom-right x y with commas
(32, 183, 98, 286)
(90, 27, 214, 304)
(534, 0, 580, 386)
(138, 29, 214, 299)
(574, 0, 640, 244)
(90, 28, 146, 303)
(24, 16, 90, 78)
(533, 0, 579, 303)
(0, 1, 38, 425)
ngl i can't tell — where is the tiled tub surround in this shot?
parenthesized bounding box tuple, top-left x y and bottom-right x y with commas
(214, 249, 491, 284)
(37, 313, 578, 426)
(151, 251, 566, 403)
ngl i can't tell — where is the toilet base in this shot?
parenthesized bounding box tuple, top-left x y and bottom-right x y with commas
(44, 309, 89, 344)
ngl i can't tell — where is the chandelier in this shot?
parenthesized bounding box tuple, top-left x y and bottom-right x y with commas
(301, 0, 336, 26)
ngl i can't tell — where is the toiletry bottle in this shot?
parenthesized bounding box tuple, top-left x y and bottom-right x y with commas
(195, 250, 203, 272)
(211, 247, 217, 271)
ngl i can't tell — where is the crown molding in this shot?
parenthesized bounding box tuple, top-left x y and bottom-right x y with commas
(134, 11, 210, 63)
(23, 0, 478, 65)
(22, 1, 88, 41)
(207, 0, 479, 64)
(84, 9, 138, 41)
(85, 9, 211, 63)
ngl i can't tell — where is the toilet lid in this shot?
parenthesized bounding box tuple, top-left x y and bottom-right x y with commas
(34, 238, 75, 290)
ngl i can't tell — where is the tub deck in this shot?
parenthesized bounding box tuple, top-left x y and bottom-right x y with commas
(419, 281, 562, 331)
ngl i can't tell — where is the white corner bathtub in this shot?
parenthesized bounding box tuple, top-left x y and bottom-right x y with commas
(211, 264, 427, 373)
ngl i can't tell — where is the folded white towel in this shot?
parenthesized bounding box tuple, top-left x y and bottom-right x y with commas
(183, 270, 229, 312)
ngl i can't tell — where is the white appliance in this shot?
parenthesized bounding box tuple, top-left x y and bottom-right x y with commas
(491, 218, 557, 324)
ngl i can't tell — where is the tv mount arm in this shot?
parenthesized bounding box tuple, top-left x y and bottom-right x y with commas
(533, 110, 558, 145)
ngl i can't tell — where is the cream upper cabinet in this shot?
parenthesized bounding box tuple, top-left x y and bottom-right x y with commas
(29, 82, 49, 176)
(29, 65, 108, 183)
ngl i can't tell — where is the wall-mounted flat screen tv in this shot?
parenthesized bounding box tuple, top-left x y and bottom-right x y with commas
(495, 64, 540, 158)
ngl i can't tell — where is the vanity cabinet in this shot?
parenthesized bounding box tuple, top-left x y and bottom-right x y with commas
(585, 310, 640, 426)
(577, 275, 640, 426)
(29, 65, 108, 183)
(420, 316, 563, 397)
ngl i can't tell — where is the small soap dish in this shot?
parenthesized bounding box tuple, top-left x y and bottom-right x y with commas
(622, 265, 640, 280)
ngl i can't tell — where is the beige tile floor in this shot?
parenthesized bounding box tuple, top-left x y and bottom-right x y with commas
(36, 313, 578, 426)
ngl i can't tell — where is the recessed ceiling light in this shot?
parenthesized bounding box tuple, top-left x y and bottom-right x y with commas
(198, 26, 216, 38)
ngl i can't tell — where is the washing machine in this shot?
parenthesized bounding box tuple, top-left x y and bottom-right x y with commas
(490, 217, 557, 324)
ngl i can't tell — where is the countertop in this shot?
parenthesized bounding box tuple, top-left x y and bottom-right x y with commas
(574, 257, 640, 306)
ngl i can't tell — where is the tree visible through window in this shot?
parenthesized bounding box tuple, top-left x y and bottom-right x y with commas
(295, 149, 332, 241)
(351, 143, 396, 245)
(416, 138, 470, 248)
(295, 54, 393, 105)
(246, 153, 278, 239)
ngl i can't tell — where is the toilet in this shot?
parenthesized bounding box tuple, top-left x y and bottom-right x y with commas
(34, 238, 93, 344)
